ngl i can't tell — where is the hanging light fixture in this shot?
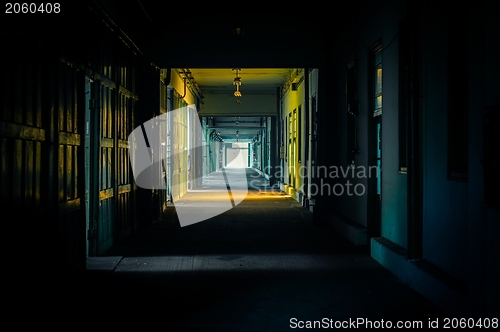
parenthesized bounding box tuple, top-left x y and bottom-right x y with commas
(233, 68, 242, 102)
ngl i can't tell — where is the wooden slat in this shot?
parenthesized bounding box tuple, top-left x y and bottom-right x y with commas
(101, 147, 107, 190)
(100, 188, 114, 201)
(121, 95, 125, 140)
(99, 200, 113, 244)
(114, 75, 119, 239)
(66, 145, 72, 200)
(73, 71, 78, 135)
(74, 146, 78, 201)
(59, 66, 65, 132)
(119, 85, 138, 101)
(102, 85, 107, 137)
(34, 141, 41, 207)
(124, 95, 128, 139)
(118, 184, 131, 195)
(84, 68, 117, 90)
(101, 138, 113, 148)
(0, 121, 45, 141)
(59, 198, 80, 214)
(59, 132, 81, 146)
(123, 149, 128, 185)
(118, 139, 128, 149)
(118, 148, 123, 185)
(13, 139, 22, 210)
(118, 95, 122, 140)
(0, 138, 11, 205)
(123, 148, 127, 185)
(46, 56, 57, 238)
(59, 145, 65, 202)
(108, 89, 112, 139)
(59, 56, 80, 70)
(107, 146, 112, 189)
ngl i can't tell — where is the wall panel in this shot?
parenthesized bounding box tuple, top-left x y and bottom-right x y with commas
(1, 2, 143, 271)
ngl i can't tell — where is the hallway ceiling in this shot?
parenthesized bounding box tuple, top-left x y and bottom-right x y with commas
(175, 68, 294, 142)
(178, 68, 292, 95)
(91, 0, 327, 142)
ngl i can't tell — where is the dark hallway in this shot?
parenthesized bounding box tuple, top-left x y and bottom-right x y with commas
(67, 169, 444, 331)
(2, 1, 500, 330)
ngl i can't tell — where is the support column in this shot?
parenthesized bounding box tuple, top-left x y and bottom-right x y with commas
(269, 115, 277, 186)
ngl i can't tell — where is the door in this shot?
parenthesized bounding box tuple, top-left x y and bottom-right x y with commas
(97, 84, 115, 254)
(288, 111, 296, 187)
(376, 118, 382, 201)
(367, 115, 382, 238)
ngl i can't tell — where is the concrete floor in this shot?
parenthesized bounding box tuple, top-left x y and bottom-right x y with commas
(33, 168, 446, 331)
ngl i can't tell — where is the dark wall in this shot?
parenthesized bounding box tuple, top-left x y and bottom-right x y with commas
(1, 1, 158, 274)
(323, 0, 500, 316)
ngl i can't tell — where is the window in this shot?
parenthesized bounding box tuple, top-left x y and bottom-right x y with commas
(369, 41, 383, 200)
(372, 43, 383, 117)
(398, 20, 409, 174)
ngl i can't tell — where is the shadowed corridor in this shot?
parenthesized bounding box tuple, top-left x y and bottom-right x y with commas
(51, 168, 450, 331)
